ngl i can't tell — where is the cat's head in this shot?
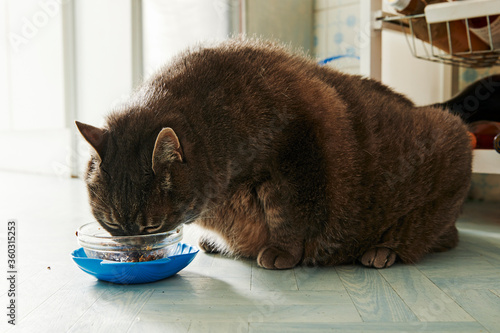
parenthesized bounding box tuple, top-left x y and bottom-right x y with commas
(76, 121, 195, 236)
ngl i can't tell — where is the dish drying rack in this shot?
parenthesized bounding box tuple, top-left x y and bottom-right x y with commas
(360, 0, 500, 174)
(377, 0, 500, 68)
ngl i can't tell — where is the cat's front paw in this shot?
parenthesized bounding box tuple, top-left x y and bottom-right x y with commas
(360, 247, 397, 268)
(198, 238, 220, 254)
(257, 246, 300, 269)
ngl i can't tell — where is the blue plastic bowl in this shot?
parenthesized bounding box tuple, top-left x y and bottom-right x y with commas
(71, 242, 198, 284)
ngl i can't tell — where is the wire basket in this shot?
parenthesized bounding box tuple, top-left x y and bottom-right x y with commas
(379, 1, 500, 68)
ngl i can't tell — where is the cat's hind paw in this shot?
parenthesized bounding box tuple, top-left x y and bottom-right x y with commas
(257, 246, 300, 270)
(360, 247, 397, 269)
(198, 238, 220, 254)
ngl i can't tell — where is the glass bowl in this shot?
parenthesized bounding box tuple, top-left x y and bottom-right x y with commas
(76, 222, 183, 262)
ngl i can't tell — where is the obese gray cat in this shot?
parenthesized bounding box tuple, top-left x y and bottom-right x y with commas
(76, 39, 472, 269)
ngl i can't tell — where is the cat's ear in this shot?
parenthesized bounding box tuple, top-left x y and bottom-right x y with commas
(75, 121, 108, 161)
(152, 127, 183, 173)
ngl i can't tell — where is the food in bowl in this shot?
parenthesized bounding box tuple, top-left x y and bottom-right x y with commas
(76, 222, 183, 262)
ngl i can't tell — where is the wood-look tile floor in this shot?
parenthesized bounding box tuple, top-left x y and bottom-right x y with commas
(0, 172, 499, 332)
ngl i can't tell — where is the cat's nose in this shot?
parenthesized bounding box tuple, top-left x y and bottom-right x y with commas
(124, 223, 140, 235)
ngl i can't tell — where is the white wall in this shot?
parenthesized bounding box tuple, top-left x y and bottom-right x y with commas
(381, 30, 453, 105)
(142, 0, 233, 79)
(0, 0, 70, 176)
(74, 0, 139, 127)
(0, 0, 141, 176)
(0, 0, 10, 131)
(4, 0, 66, 130)
(246, 0, 313, 54)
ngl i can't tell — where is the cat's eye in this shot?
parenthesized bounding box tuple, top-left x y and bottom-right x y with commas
(141, 224, 162, 233)
(104, 222, 120, 230)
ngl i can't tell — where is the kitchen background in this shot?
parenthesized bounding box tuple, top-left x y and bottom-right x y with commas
(0, 0, 498, 201)
(313, 0, 500, 202)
